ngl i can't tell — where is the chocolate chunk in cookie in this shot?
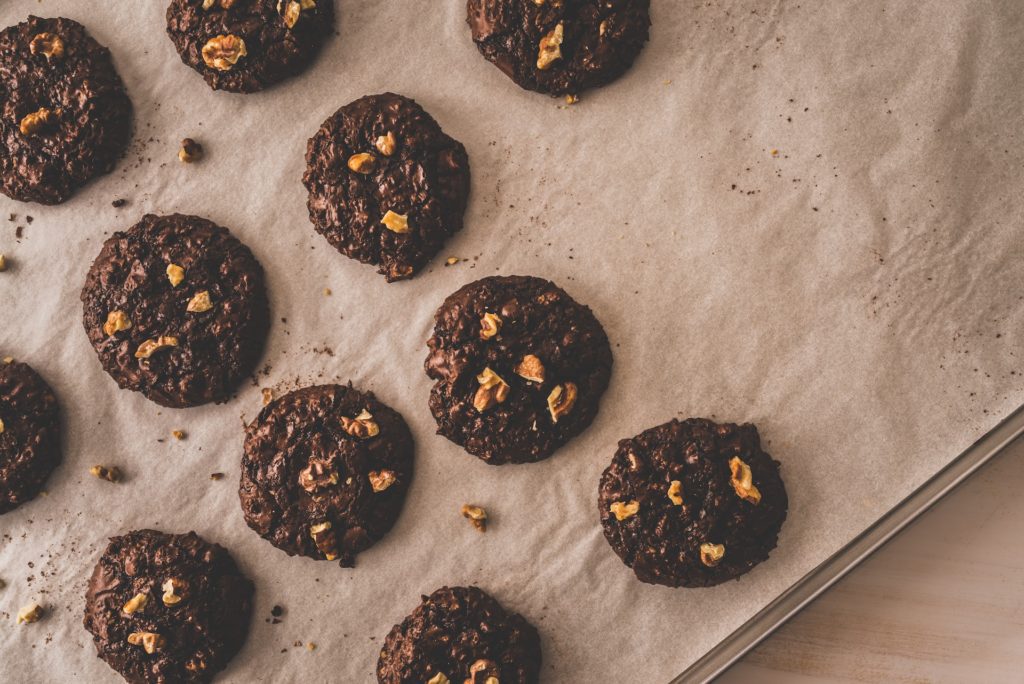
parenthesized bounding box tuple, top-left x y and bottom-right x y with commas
(239, 384, 414, 567)
(80, 214, 269, 408)
(425, 275, 612, 464)
(599, 418, 789, 588)
(0, 360, 60, 514)
(303, 93, 471, 282)
(0, 16, 132, 204)
(165, 0, 334, 93)
(83, 529, 254, 684)
(467, 0, 651, 97)
(377, 586, 542, 684)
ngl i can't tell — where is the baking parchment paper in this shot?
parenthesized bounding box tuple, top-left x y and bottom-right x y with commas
(2, 0, 1023, 681)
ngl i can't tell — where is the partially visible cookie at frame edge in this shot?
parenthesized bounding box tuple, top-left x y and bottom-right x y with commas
(239, 384, 414, 567)
(0, 15, 132, 204)
(80, 213, 269, 409)
(467, 0, 651, 97)
(83, 529, 254, 684)
(425, 275, 613, 465)
(377, 586, 542, 684)
(0, 360, 61, 514)
(303, 92, 471, 282)
(599, 417, 788, 588)
(166, 0, 334, 93)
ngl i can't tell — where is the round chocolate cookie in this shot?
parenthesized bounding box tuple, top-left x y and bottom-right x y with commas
(377, 586, 542, 684)
(425, 275, 612, 465)
(598, 418, 788, 588)
(303, 92, 471, 282)
(80, 213, 269, 409)
(0, 16, 132, 204)
(239, 384, 414, 567)
(83, 529, 254, 684)
(165, 0, 334, 93)
(0, 360, 60, 514)
(467, 0, 651, 97)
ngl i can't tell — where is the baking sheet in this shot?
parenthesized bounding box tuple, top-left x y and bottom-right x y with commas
(1, 1, 1023, 682)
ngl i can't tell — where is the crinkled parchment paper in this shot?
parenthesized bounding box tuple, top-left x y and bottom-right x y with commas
(1, 1, 1023, 681)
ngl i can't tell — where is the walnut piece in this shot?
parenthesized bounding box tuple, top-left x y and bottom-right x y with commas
(162, 578, 186, 606)
(298, 458, 338, 493)
(261, 387, 274, 405)
(16, 603, 42, 624)
(127, 631, 166, 654)
(466, 659, 501, 684)
(341, 409, 379, 438)
(178, 138, 203, 163)
(30, 32, 65, 60)
(729, 456, 762, 504)
(427, 675, 450, 684)
(202, 34, 248, 71)
(479, 312, 502, 340)
(282, 0, 301, 28)
(700, 542, 725, 567)
(89, 465, 122, 483)
(537, 23, 564, 70)
(461, 503, 487, 532)
(667, 480, 683, 506)
(609, 500, 639, 521)
(135, 336, 179, 359)
(166, 263, 185, 287)
(202, 0, 216, 8)
(0, 418, 4, 434)
(187, 290, 214, 313)
(473, 367, 510, 412)
(368, 469, 396, 492)
(121, 593, 148, 615)
(19, 107, 56, 136)
(514, 354, 545, 383)
(380, 210, 410, 234)
(309, 521, 339, 561)
(0, 254, 6, 271)
(546, 382, 577, 422)
(172, 430, 186, 440)
(375, 131, 397, 156)
(103, 310, 132, 337)
(347, 152, 376, 174)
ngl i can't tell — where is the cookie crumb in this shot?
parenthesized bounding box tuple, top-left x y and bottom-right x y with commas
(111, 198, 127, 208)
(89, 465, 122, 483)
(210, 472, 224, 481)
(460, 503, 488, 532)
(171, 429, 186, 440)
(178, 138, 203, 163)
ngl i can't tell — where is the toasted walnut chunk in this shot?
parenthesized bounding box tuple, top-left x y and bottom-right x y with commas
(546, 382, 577, 422)
(90, 465, 122, 483)
(474, 368, 510, 412)
(729, 456, 762, 504)
(347, 152, 376, 174)
(667, 480, 683, 506)
(16, 603, 42, 624)
(202, 0, 216, 8)
(162, 578, 186, 606)
(610, 500, 639, 521)
(427, 675, 450, 684)
(514, 354, 545, 383)
(298, 458, 338, 493)
(19, 108, 56, 136)
(368, 469, 396, 492)
(341, 409, 379, 438)
(187, 290, 214, 313)
(202, 35, 248, 71)
(479, 312, 502, 340)
(127, 631, 166, 654)
(375, 131, 397, 156)
(0, 418, 4, 434)
(380, 210, 409, 234)
(461, 503, 487, 532)
(309, 521, 338, 560)
(166, 263, 185, 287)
(282, 0, 302, 28)
(103, 310, 132, 337)
(261, 387, 274, 405)
(537, 23, 564, 70)
(0, 254, 6, 272)
(700, 542, 725, 567)
(121, 593, 148, 615)
(178, 138, 203, 163)
(135, 336, 179, 359)
(29, 32, 65, 60)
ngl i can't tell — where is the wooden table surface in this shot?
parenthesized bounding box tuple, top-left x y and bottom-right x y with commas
(717, 435, 1024, 683)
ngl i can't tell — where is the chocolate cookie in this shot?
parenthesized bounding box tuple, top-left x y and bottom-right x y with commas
(303, 93, 471, 282)
(598, 418, 788, 588)
(80, 214, 269, 409)
(467, 0, 651, 97)
(0, 360, 60, 514)
(239, 384, 414, 567)
(425, 275, 612, 465)
(0, 16, 132, 204)
(83, 529, 254, 684)
(165, 0, 334, 93)
(377, 586, 542, 684)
